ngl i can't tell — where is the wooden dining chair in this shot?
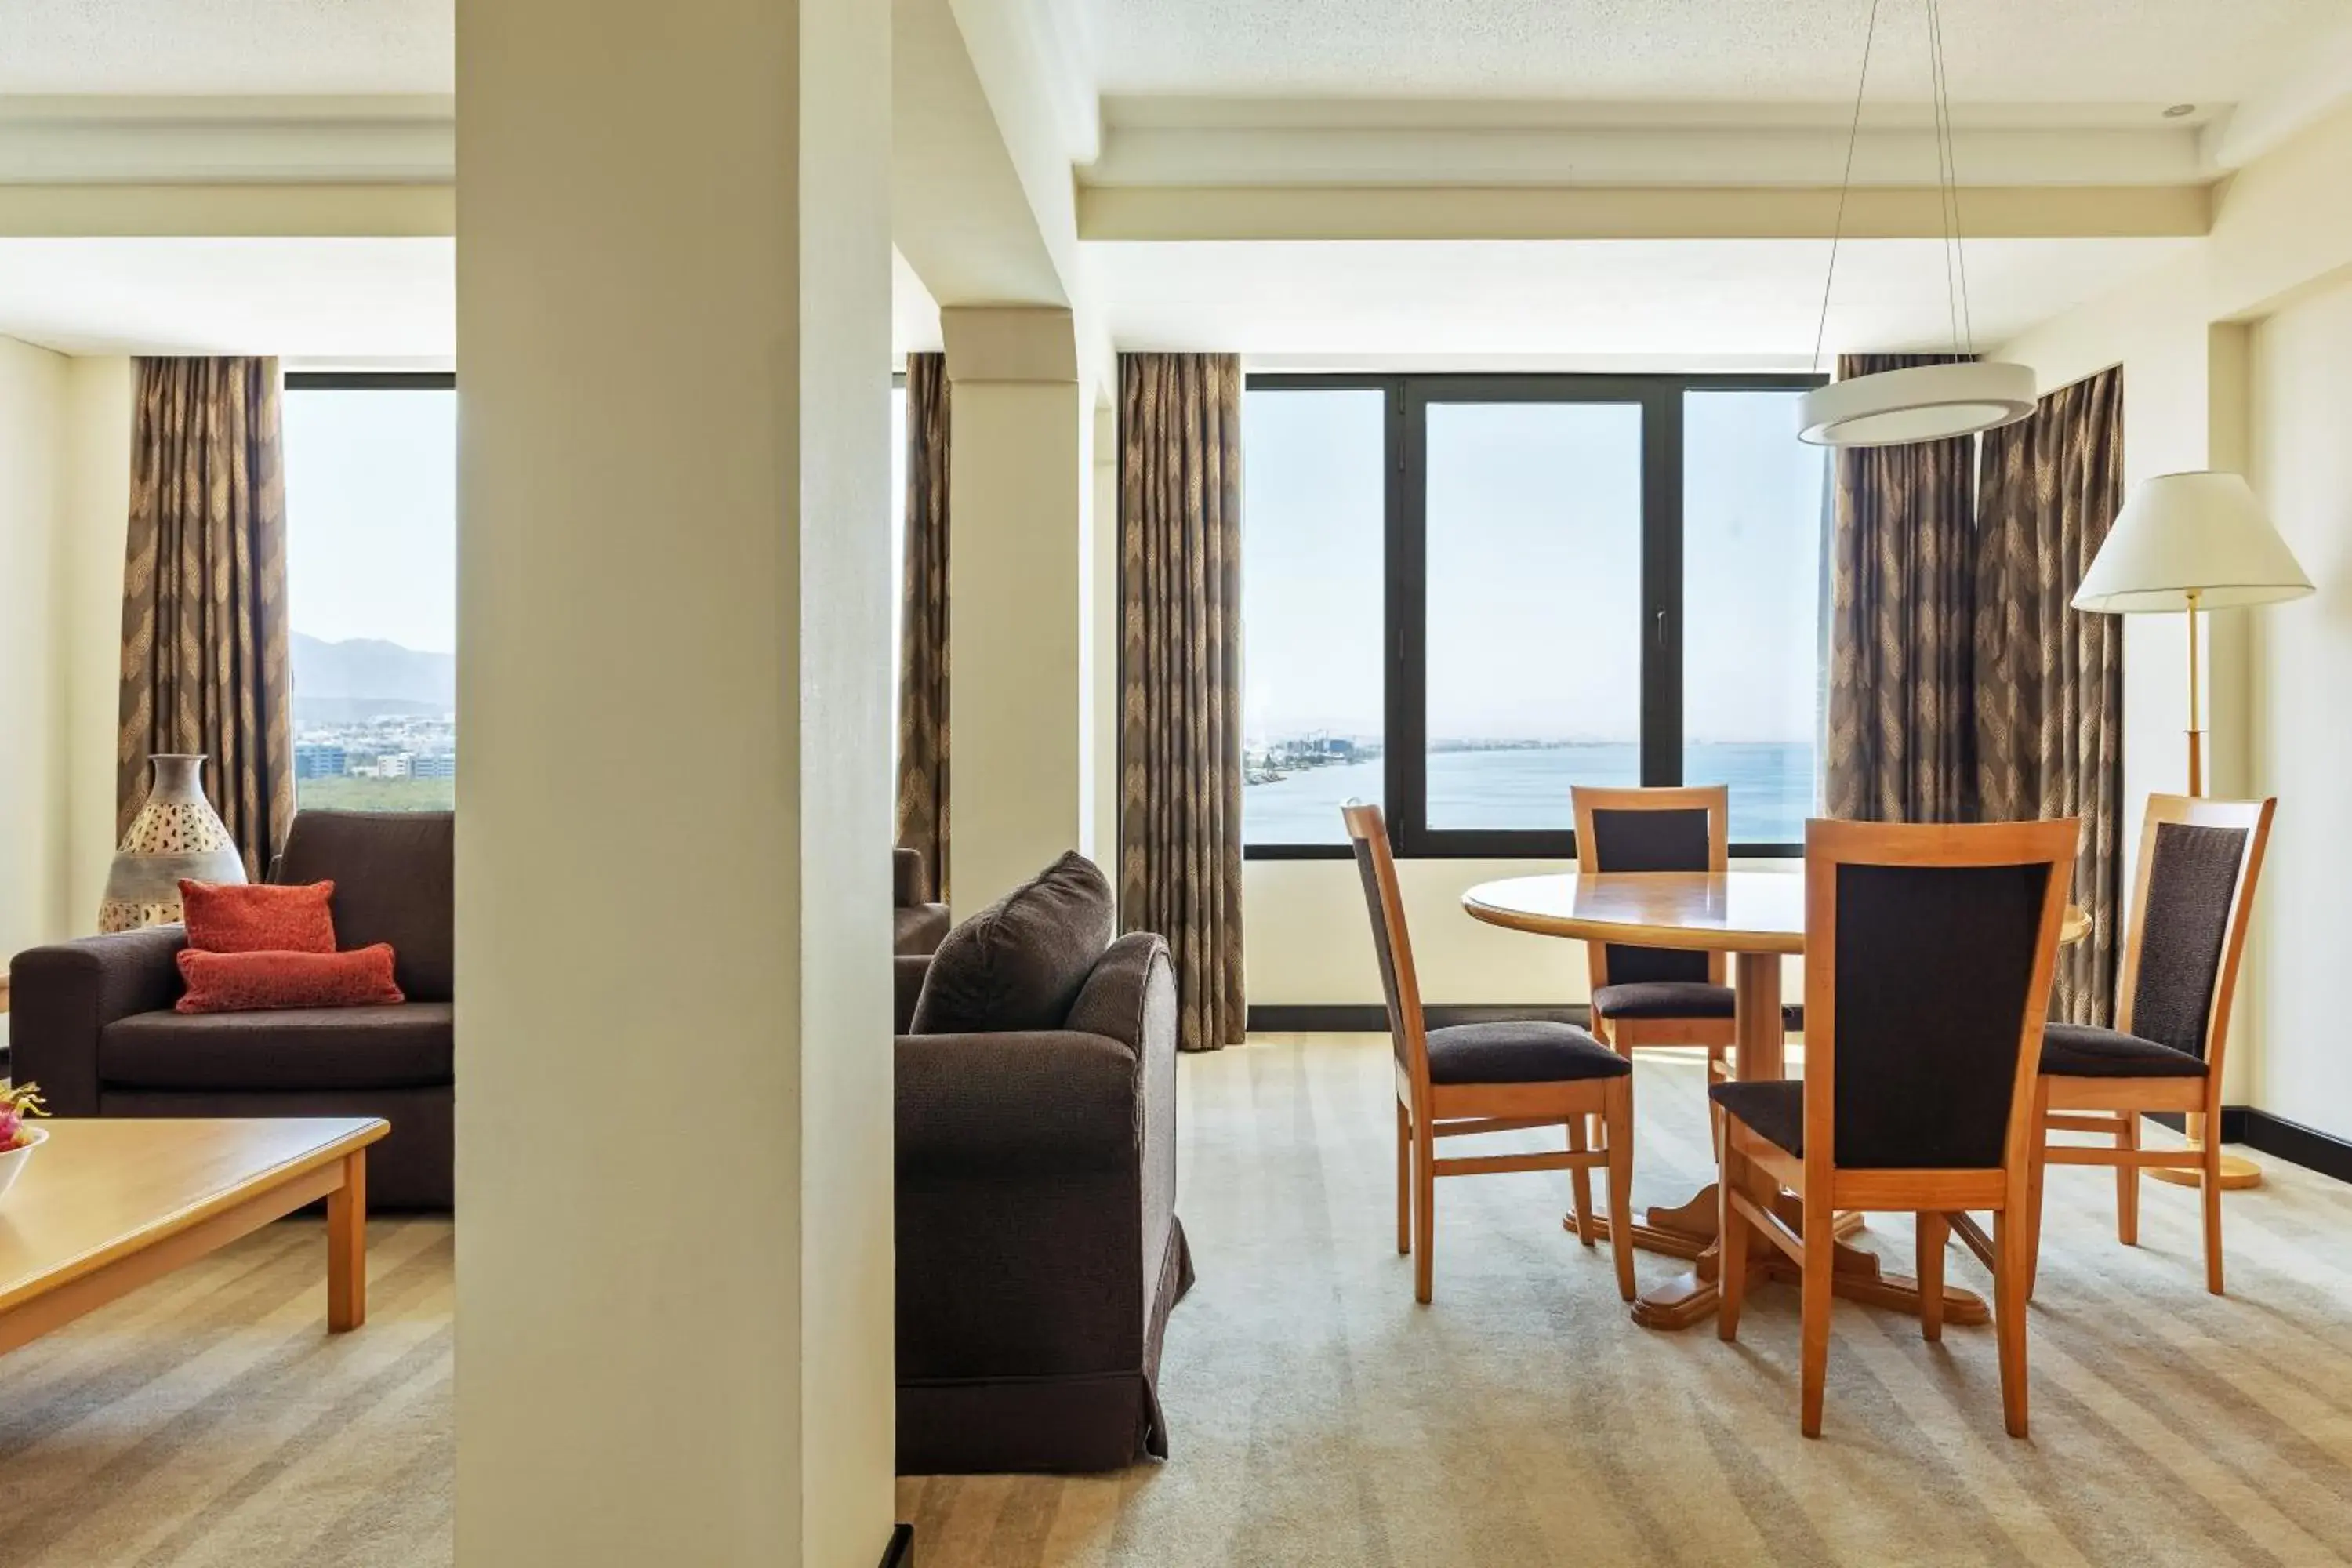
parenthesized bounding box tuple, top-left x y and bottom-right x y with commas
(1713, 817, 2078, 1439)
(1341, 800, 1637, 1305)
(2031, 794, 2275, 1298)
(1573, 785, 1739, 1080)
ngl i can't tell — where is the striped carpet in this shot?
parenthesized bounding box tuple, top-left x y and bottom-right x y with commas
(901, 1033, 2352, 1568)
(0, 1218, 451, 1568)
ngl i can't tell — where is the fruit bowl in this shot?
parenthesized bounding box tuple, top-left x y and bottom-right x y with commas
(0, 1123, 48, 1204)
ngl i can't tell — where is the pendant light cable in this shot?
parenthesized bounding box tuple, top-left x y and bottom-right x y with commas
(1926, 0, 1976, 354)
(1812, 0, 1885, 375)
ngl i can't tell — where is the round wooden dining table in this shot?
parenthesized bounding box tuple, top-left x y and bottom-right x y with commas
(1462, 869, 2090, 1332)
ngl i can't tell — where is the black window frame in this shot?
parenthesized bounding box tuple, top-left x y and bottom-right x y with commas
(284, 370, 456, 392)
(1243, 369, 1827, 862)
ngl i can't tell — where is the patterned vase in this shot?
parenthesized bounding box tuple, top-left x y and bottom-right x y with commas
(99, 754, 246, 933)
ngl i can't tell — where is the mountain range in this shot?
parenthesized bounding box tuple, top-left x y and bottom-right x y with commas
(292, 634, 456, 726)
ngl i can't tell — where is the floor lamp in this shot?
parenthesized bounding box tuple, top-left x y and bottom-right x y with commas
(2074, 470, 2313, 1189)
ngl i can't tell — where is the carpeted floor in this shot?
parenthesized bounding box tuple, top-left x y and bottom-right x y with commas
(902, 1033, 2352, 1568)
(0, 1218, 451, 1568)
(5, 1036, 2351, 1567)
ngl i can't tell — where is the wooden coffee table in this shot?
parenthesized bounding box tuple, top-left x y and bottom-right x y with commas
(0, 1118, 389, 1356)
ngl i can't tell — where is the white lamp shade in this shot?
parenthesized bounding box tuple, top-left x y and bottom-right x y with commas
(2073, 471, 2315, 613)
(1798, 360, 2038, 447)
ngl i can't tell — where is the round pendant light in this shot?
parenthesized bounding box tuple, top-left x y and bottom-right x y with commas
(1798, 360, 2036, 446)
(1799, 0, 2035, 448)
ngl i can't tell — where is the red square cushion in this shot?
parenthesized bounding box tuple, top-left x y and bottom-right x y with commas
(176, 944, 405, 1014)
(180, 879, 337, 954)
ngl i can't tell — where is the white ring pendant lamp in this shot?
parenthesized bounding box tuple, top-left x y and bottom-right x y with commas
(1797, 0, 2035, 447)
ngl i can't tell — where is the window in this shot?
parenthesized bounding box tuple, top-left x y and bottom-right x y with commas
(1242, 373, 1825, 857)
(282, 372, 457, 810)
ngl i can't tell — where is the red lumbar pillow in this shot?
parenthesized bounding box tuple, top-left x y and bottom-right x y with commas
(179, 879, 338, 954)
(176, 945, 405, 1014)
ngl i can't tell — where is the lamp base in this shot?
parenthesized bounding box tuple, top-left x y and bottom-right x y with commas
(2149, 1147, 2263, 1190)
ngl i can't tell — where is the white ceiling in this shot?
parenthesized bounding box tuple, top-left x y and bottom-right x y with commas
(0, 0, 452, 94)
(1087, 0, 2339, 104)
(1085, 237, 2194, 364)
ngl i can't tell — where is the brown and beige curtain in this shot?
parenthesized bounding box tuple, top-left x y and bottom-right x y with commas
(1976, 368, 2126, 1023)
(1117, 354, 1246, 1052)
(117, 357, 294, 881)
(895, 353, 951, 903)
(1824, 353, 1981, 823)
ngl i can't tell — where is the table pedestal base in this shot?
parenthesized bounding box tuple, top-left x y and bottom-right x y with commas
(1572, 1185, 1989, 1331)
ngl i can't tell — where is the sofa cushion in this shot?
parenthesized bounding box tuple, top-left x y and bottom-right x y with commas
(180, 878, 337, 954)
(895, 902, 951, 957)
(176, 944, 405, 1014)
(272, 811, 453, 1002)
(102, 1004, 453, 1093)
(911, 851, 1114, 1034)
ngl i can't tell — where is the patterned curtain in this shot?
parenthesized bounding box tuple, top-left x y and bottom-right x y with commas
(1824, 353, 1980, 823)
(117, 358, 294, 881)
(1117, 354, 1245, 1052)
(894, 353, 951, 903)
(1976, 367, 2126, 1024)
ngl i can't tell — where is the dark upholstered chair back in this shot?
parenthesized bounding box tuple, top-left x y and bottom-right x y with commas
(2116, 795, 2275, 1073)
(1341, 801, 1428, 1085)
(1572, 785, 1729, 989)
(1806, 818, 2076, 1172)
(271, 811, 455, 1003)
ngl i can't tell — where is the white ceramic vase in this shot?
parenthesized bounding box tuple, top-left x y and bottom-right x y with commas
(99, 753, 246, 933)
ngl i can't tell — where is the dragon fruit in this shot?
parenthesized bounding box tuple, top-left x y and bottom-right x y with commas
(0, 1083, 47, 1152)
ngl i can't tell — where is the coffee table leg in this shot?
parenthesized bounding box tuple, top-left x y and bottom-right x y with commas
(328, 1149, 368, 1332)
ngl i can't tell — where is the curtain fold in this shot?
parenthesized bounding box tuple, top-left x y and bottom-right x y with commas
(117, 357, 294, 881)
(1976, 367, 2126, 1024)
(1117, 354, 1246, 1053)
(894, 353, 952, 903)
(1824, 353, 1980, 823)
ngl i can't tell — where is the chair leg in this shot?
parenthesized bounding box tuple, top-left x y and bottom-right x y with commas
(1414, 1120, 1436, 1305)
(1396, 1101, 1412, 1257)
(1995, 1205, 2031, 1439)
(1917, 1211, 1948, 1343)
(2117, 1109, 2140, 1247)
(2026, 1080, 2051, 1302)
(2202, 1125, 2227, 1296)
(1604, 1078, 1636, 1302)
(1799, 1187, 1833, 1439)
(1567, 1117, 1597, 1248)
(1717, 1142, 1750, 1343)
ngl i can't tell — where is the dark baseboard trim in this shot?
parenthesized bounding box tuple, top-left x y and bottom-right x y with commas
(1250, 1004, 1590, 1033)
(2241, 1109, 2352, 1185)
(880, 1523, 913, 1568)
(2144, 1107, 2249, 1142)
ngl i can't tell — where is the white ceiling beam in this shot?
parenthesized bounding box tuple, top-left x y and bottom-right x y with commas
(0, 96, 451, 183)
(1078, 183, 2211, 244)
(2201, 14, 2352, 170)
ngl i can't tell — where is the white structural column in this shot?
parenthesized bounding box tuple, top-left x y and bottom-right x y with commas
(943, 305, 1092, 909)
(454, 0, 895, 1563)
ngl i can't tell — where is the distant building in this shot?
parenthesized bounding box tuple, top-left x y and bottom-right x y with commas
(413, 753, 456, 780)
(375, 753, 416, 779)
(294, 742, 347, 780)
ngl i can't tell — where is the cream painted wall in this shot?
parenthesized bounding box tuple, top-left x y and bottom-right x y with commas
(1088, 395, 1119, 864)
(0, 333, 67, 960)
(1994, 94, 2352, 1120)
(453, 0, 894, 1562)
(60, 357, 132, 925)
(2248, 278, 2352, 1142)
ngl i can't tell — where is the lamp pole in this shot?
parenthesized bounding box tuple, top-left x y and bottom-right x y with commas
(2185, 587, 2204, 797)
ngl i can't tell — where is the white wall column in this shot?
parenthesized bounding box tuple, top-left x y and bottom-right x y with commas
(454, 0, 895, 1562)
(943, 305, 1089, 909)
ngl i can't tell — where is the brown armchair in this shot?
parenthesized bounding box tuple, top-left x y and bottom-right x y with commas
(892, 854, 1191, 1473)
(8, 811, 454, 1210)
(893, 847, 950, 956)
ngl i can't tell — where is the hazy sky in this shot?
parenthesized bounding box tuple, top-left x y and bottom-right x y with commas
(1240, 386, 1822, 746)
(283, 387, 457, 653)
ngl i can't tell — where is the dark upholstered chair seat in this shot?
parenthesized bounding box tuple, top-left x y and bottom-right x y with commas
(1709, 1079, 1805, 1157)
(102, 1004, 455, 1093)
(1592, 981, 1734, 1020)
(1426, 1020, 1629, 1085)
(2041, 1022, 2208, 1079)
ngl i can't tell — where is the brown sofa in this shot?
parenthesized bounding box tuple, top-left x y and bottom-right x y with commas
(9, 811, 454, 1210)
(894, 847, 950, 956)
(892, 853, 1192, 1472)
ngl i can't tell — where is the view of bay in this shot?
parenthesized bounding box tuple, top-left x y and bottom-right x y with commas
(1244, 741, 1816, 845)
